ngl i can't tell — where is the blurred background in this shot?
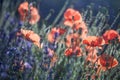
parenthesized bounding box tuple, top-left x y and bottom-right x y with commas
(0, 0, 120, 24)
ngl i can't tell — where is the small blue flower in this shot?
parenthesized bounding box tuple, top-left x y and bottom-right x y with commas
(9, 18, 15, 25)
(54, 32, 59, 40)
(4, 12, 10, 19)
(43, 46, 49, 54)
(1, 72, 8, 79)
(18, 21, 24, 29)
(48, 42, 57, 50)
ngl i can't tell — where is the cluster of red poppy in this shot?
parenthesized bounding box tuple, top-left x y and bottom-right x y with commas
(63, 8, 120, 77)
(18, 1, 40, 25)
(17, 2, 41, 48)
(83, 29, 119, 76)
(47, 27, 66, 68)
(17, 2, 119, 78)
(64, 8, 88, 57)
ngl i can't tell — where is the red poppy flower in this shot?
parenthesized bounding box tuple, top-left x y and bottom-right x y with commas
(64, 46, 82, 57)
(72, 21, 86, 30)
(97, 53, 118, 71)
(65, 33, 80, 47)
(65, 34, 72, 48)
(64, 48, 73, 56)
(29, 6, 40, 25)
(18, 1, 29, 21)
(58, 28, 66, 35)
(77, 21, 88, 39)
(51, 27, 66, 35)
(64, 8, 83, 30)
(74, 46, 83, 57)
(86, 48, 98, 63)
(47, 27, 66, 43)
(18, 29, 41, 48)
(18, 1, 40, 24)
(103, 29, 119, 44)
(47, 33, 55, 43)
(118, 35, 120, 42)
(83, 36, 105, 47)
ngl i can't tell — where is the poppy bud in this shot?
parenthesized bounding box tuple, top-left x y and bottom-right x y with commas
(78, 28, 82, 35)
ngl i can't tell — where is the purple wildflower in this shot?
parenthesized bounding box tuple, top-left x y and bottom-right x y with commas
(24, 62, 32, 69)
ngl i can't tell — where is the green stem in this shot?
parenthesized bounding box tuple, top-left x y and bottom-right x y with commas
(52, 0, 69, 26)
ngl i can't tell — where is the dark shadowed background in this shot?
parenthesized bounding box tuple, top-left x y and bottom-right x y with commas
(0, 0, 120, 25)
